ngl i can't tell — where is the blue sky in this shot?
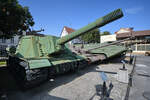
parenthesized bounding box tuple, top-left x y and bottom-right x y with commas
(19, 0, 150, 36)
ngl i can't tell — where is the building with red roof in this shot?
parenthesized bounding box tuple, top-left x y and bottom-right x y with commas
(60, 26, 82, 44)
(115, 28, 150, 54)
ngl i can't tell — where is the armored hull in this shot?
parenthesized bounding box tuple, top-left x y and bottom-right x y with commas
(83, 42, 126, 58)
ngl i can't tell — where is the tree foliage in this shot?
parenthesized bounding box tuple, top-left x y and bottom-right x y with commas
(81, 28, 100, 43)
(0, 0, 34, 37)
(101, 31, 111, 36)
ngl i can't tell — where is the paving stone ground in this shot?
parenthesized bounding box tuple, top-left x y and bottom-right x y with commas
(2, 57, 133, 100)
(129, 55, 150, 100)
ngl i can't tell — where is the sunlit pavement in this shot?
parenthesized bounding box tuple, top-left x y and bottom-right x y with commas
(2, 56, 133, 100)
(129, 55, 150, 100)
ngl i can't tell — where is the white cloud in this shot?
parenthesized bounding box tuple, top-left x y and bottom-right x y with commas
(125, 7, 144, 14)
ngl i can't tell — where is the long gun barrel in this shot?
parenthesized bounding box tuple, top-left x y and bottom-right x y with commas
(87, 37, 135, 51)
(57, 8, 123, 45)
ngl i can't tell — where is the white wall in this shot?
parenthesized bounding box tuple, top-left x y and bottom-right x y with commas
(101, 34, 116, 43)
(61, 28, 68, 37)
(61, 27, 82, 44)
(61, 28, 72, 44)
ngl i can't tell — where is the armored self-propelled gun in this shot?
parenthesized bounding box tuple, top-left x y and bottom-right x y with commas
(7, 9, 125, 88)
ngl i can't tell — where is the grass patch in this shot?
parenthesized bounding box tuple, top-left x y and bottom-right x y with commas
(0, 61, 6, 66)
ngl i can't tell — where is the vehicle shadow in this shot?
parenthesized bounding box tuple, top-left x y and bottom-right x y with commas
(6, 55, 127, 100)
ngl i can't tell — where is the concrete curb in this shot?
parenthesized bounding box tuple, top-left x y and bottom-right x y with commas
(124, 56, 136, 100)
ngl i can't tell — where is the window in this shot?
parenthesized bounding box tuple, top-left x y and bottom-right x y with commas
(11, 38, 14, 43)
(2, 37, 6, 43)
(0, 39, 2, 43)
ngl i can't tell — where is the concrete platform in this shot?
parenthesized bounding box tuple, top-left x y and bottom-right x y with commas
(2, 56, 133, 100)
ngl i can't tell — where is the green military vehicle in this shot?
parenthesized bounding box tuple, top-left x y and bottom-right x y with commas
(7, 9, 126, 88)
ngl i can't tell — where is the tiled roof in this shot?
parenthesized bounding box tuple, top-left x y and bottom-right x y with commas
(64, 26, 75, 34)
(116, 30, 150, 39)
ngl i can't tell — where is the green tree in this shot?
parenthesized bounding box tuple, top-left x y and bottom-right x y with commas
(101, 31, 111, 36)
(0, 0, 34, 37)
(81, 28, 100, 43)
